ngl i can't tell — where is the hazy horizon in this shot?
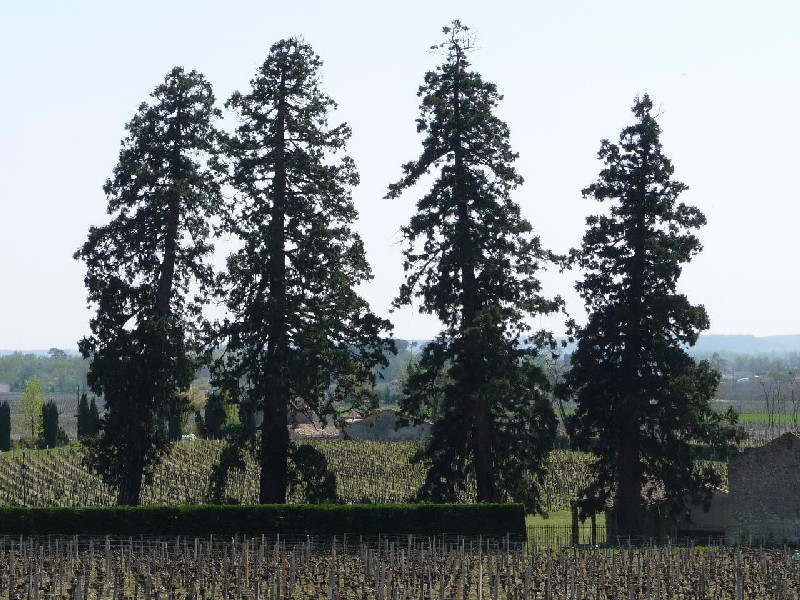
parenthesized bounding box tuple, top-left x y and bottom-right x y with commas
(6, 332, 800, 355)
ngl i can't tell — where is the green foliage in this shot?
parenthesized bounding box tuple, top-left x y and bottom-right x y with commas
(0, 401, 9, 452)
(210, 439, 339, 505)
(76, 392, 90, 439)
(197, 389, 227, 438)
(560, 95, 745, 536)
(737, 412, 799, 424)
(213, 39, 393, 504)
(38, 400, 67, 448)
(0, 352, 88, 393)
(19, 378, 45, 440)
(87, 397, 101, 438)
(386, 21, 559, 510)
(74, 66, 223, 505)
(286, 443, 337, 504)
(167, 414, 183, 441)
(0, 503, 525, 537)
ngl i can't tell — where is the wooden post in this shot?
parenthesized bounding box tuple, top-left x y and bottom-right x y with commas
(570, 501, 579, 547)
(590, 513, 597, 547)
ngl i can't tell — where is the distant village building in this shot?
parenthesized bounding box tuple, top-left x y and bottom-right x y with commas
(0, 383, 10, 394)
(344, 408, 430, 441)
(728, 432, 800, 544)
(289, 408, 431, 441)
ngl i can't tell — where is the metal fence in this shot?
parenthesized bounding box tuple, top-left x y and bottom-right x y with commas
(526, 524, 605, 551)
(525, 523, 731, 550)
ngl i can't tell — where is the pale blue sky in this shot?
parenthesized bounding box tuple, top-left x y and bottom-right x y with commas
(1, 0, 798, 349)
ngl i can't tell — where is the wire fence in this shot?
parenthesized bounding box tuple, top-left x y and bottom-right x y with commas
(526, 524, 604, 551)
(525, 523, 732, 550)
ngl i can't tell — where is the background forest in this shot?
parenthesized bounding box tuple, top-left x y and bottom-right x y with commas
(2, 336, 800, 439)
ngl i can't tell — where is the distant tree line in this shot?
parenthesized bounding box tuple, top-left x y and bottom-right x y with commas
(703, 351, 800, 376)
(0, 349, 89, 393)
(72, 20, 742, 538)
(0, 384, 101, 450)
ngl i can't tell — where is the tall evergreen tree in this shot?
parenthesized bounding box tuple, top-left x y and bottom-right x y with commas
(87, 397, 101, 438)
(386, 21, 560, 510)
(201, 391, 227, 439)
(168, 414, 183, 441)
(213, 39, 393, 504)
(76, 392, 90, 439)
(0, 401, 10, 452)
(75, 67, 222, 505)
(561, 95, 743, 537)
(39, 400, 61, 448)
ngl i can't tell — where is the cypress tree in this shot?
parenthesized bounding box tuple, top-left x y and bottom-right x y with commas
(39, 400, 60, 448)
(76, 392, 90, 439)
(0, 401, 10, 451)
(203, 391, 227, 439)
(87, 397, 101, 437)
(168, 414, 182, 441)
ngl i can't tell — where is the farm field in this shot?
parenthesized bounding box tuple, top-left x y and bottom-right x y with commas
(737, 412, 799, 424)
(0, 441, 726, 515)
(0, 442, 594, 511)
(1, 534, 798, 599)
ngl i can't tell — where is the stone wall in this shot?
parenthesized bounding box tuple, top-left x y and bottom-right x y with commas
(685, 488, 729, 532)
(729, 432, 800, 544)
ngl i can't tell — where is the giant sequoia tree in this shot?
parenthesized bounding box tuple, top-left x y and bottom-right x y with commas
(387, 22, 559, 510)
(561, 95, 742, 537)
(75, 68, 222, 505)
(213, 39, 393, 504)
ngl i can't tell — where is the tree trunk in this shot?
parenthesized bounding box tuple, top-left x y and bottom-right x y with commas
(260, 391, 289, 503)
(118, 103, 184, 507)
(116, 432, 146, 505)
(472, 391, 498, 502)
(155, 103, 184, 319)
(260, 72, 289, 504)
(613, 148, 650, 537)
(613, 411, 644, 538)
(615, 315, 645, 536)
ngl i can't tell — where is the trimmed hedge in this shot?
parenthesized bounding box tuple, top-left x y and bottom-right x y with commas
(0, 503, 525, 537)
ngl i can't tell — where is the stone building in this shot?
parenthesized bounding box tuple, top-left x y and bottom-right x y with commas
(728, 431, 800, 544)
(683, 488, 729, 534)
(344, 409, 430, 440)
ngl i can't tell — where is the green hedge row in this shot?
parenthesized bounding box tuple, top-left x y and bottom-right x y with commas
(0, 503, 525, 537)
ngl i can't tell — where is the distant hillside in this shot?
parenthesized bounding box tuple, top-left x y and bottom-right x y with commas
(537, 334, 800, 357)
(3, 335, 800, 360)
(554, 334, 800, 356)
(691, 334, 800, 355)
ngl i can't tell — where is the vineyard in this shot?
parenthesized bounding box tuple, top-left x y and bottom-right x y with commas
(0, 439, 779, 599)
(1, 534, 799, 599)
(0, 440, 726, 515)
(740, 421, 800, 446)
